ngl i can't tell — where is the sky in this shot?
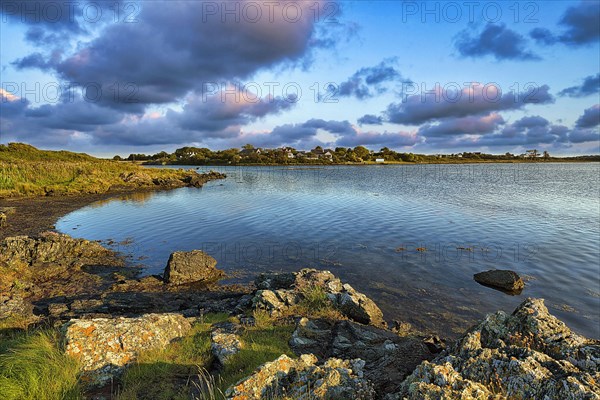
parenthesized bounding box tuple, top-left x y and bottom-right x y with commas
(0, 0, 599, 157)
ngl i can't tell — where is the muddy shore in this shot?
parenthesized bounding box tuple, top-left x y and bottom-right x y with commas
(0, 187, 183, 240)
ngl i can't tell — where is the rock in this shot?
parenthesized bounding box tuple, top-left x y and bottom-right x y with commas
(63, 313, 192, 386)
(474, 269, 524, 293)
(211, 322, 243, 366)
(397, 298, 600, 399)
(331, 284, 385, 327)
(224, 354, 376, 399)
(252, 269, 385, 327)
(255, 271, 296, 290)
(183, 170, 226, 187)
(119, 171, 153, 186)
(0, 294, 35, 322)
(163, 250, 224, 285)
(0, 232, 121, 269)
(290, 317, 437, 394)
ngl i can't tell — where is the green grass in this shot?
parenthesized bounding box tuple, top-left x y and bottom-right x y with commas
(0, 312, 296, 399)
(0, 143, 192, 197)
(117, 313, 295, 399)
(0, 330, 83, 400)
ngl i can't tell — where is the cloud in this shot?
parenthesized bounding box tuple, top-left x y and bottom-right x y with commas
(357, 114, 384, 126)
(454, 23, 539, 61)
(530, 1, 600, 46)
(385, 83, 554, 125)
(336, 59, 404, 99)
(174, 86, 296, 136)
(9, 1, 340, 113)
(576, 105, 600, 128)
(418, 113, 505, 137)
(558, 73, 600, 98)
(335, 130, 419, 148)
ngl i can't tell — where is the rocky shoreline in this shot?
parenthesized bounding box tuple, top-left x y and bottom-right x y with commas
(1, 228, 598, 398)
(1, 171, 598, 399)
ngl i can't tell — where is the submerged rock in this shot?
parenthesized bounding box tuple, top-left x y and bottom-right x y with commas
(163, 250, 224, 285)
(252, 269, 385, 327)
(225, 354, 376, 400)
(474, 269, 524, 293)
(63, 313, 191, 386)
(397, 298, 600, 399)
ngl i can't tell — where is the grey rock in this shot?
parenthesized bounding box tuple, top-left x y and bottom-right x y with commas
(163, 250, 224, 285)
(290, 317, 437, 394)
(251, 269, 385, 327)
(397, 298, 600, 399)
(225, 354, 376, 399)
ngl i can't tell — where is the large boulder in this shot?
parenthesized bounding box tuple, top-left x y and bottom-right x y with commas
(474, 269, 524, 293)
(290, 317, 438, 394)
(225, 354, 375, 399)
(163, 250, 224, 285)
(63, 313, 191, 386)
(396, 298, 600, 399)
(252, 269, 385, 327)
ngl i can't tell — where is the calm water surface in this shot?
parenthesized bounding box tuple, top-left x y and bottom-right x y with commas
(57, 163, 600, 338)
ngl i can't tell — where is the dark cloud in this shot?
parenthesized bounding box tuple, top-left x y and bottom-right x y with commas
(357, 114, 383, 126)
(337, 59, 404, 99)
(418, 114, 505, 137)
(385, 84, 554, 125)
(531, 2, 600, 46)
(576, 105, 600, 128)
(10, 1, 339, 113)
(558, 73, 600, 98)
(455, 23, 539, 61)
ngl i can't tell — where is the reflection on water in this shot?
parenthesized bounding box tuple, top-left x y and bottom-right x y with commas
(57, 163, 600, 338)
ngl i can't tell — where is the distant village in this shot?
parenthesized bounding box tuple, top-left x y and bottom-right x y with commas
(116, 145, 599, 165)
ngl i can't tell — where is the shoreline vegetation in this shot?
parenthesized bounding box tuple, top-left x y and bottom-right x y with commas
(0, 143, 598, 399)
(0, 143, 225, 198)
(118, 144, 600, 166)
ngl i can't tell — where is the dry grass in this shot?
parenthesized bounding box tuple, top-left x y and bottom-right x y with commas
(0, 143, 190, 197)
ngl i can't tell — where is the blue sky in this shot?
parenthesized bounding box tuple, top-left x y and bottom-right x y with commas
(1, 0, 599, 156)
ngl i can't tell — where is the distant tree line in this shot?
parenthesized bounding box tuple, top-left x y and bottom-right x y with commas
(112, 146, 600, 165)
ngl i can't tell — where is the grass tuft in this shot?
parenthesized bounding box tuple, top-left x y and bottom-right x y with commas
(0, 330, 83, 400)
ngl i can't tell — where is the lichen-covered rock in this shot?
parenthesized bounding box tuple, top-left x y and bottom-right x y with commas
(474, 269, 524, 293)
(252, 269, 385, 327)
(163, 250, 224, 285)
(225, 354, 376, 399)
(397, 298, 600, 399)
(63, 313, 191, 386)
(211, 322, 243, 366)
(290, 317, 437, 394)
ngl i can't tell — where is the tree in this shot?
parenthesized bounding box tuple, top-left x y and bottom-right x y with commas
(526, 149, 540, 159)
(242, 144, 254, 150)
(543, 151, 550, 160)
(353, 146, 370, 160)
(112, 155, 123, 161)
